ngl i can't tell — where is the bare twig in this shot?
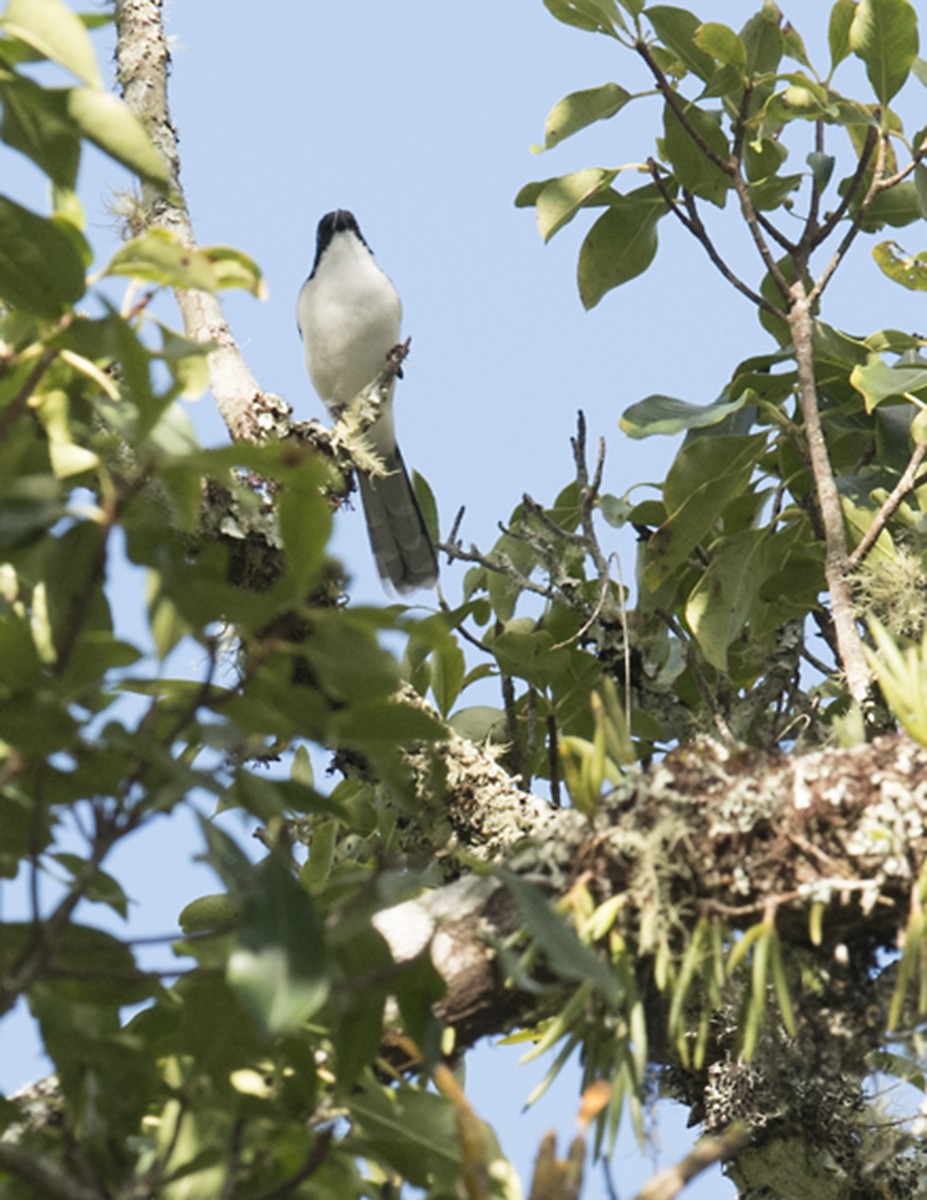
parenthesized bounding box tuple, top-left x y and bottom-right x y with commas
(808, 128, 884, 304)
(848, 439, 927, 568)
(681, 189, 785, 316)
(635, 40, 733, 175)
(633, 1125, 751, 1200)
(810, 125, 879, 250)
(788, 282, 870, 701)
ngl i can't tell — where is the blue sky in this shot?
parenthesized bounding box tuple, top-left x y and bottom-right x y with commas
(3, 0, 925, 1195)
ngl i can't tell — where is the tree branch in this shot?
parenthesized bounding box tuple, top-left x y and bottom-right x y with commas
(113, 0, 283, 444)
(849, 439, 927, 569)
(633, 1125, 751, 1200)
(788, 281, 870, 702)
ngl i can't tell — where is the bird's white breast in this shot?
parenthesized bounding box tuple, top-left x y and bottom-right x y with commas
(297, 233, 403, 413)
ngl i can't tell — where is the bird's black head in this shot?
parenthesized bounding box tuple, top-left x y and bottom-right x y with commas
(313, 209, 369, 272)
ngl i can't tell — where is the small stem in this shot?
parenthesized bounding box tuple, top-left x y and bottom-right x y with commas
(848, 440, 927, 568)
(788, 282, 870, 702)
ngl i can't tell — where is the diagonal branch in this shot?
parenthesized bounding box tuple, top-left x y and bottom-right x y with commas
(848, 439, 927, 569)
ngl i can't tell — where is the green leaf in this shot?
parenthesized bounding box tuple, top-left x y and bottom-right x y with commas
(643, 433, 768, 590)
(646, 7, 716, 80)
(694, 22, 746, 72)
(850, 0, 919, 103)
(542, 0, 626, 38)
(620, 390, 749, 438)
(685, 529, 768, 670)
(2, 0, 101, 86)
(871, 239, 927, 291)
(499, 870, 621, 1003)
(850, 356, 927, 409)
(349, 1084, 461, 1188)
(0, 195, 85, 317)
(661, 100, 730, 206)
(51, 853, 129, 918)
(828, 0, 857, 72)
(66, 88, 169, 183)
(103, 228, 220, 290)
(536, 168, 619, 241)
(807, 150, 836, 192)
(227, 854, 329, 1034)
(430, 633, 466, 717)
(916, 163, 927, 218)
(578, 184, 666, 308)
(0, 74, 80, 188)
(538, 82, 631, 151)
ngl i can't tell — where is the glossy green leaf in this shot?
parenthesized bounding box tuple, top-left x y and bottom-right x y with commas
(539, 83, 631, 151)
(2, 0, 101, 86)
(67, 88, 169, 183)
(536, 168, 619, 241)
(850, 356, 927, 409)
(646, 7, 716, 80)
(850, 0, 919, 103)
(0, 195, 85, 316)
(227, 854, 329, 1034)
(620, 390, 749, 438)
(578, 184, 666, 308)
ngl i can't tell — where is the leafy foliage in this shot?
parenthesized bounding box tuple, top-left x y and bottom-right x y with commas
(3, 1, 927, 1198)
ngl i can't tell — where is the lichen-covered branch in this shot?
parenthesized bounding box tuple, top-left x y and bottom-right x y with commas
(113, 0, 280, 443)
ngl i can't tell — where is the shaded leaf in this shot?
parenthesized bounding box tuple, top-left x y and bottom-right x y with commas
(227, 854, 329, 1034)
(0, 196, 85, 316)
(499, 869, 622, 1003)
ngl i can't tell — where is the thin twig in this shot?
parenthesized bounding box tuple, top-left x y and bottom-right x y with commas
(0, 347, 58, 442)
(681, 189, 785, 316)
(848, 439, 927, 568)
(635, 40, 734, 175)
(810, 125, 879, 249)
(808, 128, 883, 304)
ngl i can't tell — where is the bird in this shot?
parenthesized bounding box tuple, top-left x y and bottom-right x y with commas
(296, 209, 438, 594)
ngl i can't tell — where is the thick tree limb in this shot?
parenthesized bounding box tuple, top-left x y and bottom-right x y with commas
(379, 731, 927, 1042)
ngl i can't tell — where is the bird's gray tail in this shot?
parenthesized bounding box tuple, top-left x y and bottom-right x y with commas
(357, 447, 438, 593)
